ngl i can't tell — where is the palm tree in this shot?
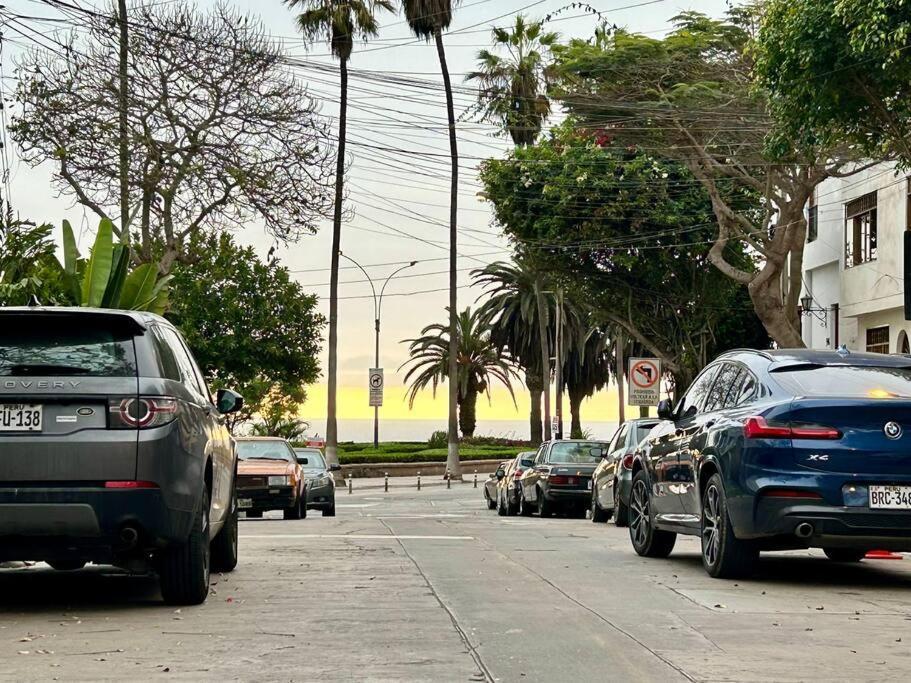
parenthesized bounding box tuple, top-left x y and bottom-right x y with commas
(401, 307, 517, 439)
(466, 15, 557, 146)
(402, 0, 461, 474)
(285, 0, 395, 466)
(562, 325, 612, 438)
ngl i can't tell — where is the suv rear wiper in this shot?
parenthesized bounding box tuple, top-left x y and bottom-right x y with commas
(8, 364, 92, 376)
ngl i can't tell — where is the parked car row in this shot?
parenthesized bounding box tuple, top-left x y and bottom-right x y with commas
(486, 348, 911, 581)
(0, 307, 339, 606)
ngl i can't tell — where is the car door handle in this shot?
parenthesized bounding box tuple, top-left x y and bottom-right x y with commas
(704, 420, 716, 429)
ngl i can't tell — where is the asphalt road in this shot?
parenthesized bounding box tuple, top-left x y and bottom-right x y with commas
(3, 480, 911, 681)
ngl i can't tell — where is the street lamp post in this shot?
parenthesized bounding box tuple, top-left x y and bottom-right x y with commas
(340, 253, 417, 449)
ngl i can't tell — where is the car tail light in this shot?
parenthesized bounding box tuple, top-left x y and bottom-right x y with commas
(621, 454, 634, 470)
(514, 469, 524, 478)
(109, 397, 178, 429)
(744, 416, 841, 440)
(761, 488, 823, 500)
(549, 475, 569, 485)
(104, 480, 159, 489)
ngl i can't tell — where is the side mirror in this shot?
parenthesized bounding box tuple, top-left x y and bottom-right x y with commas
(495, 469, 506, 480)
(657, 399, 674, 421)
(329, 463, 341, 472)
(216, 388, 244, 415)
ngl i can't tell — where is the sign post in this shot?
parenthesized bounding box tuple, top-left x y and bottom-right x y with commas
(628, 358, 661, 408)
(369, 369, 384, 448)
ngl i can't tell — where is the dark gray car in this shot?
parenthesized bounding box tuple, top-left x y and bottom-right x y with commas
(295, 448, 339, 516)
(0, 307, 243, 605)
(591, 418, 660, 526)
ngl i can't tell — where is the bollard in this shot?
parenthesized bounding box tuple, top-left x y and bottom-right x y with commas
(347, 474, 353, 494)
(473, 470, 478, 489)
(384, 472, 389, 493)
(417, 472, 422, 491)
(446, 469, 451, 489)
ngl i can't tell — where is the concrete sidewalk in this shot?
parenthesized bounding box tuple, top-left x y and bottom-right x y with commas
(336, 472, 491, 492)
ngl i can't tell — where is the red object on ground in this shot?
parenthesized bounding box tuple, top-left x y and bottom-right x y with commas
(865, 550, 904, 560)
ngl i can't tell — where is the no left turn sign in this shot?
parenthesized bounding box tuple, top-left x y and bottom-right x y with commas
(628, 358, 661, 407)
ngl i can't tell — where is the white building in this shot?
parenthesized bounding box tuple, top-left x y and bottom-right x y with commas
(801, 162, 911, 354)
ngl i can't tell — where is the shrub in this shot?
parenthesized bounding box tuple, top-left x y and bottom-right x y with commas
(428, 430, 448, 448)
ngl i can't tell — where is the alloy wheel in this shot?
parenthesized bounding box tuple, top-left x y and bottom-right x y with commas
(629, 480, 650, 548)
(702, 484, 721, 568)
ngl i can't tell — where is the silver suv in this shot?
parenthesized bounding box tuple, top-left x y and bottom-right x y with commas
(0, 307, 243, 605)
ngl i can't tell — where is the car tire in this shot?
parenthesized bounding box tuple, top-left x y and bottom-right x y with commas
(497, 489, 507, 516)
(322, 500, 336, 517)
(629, 471, 676, 558)
(507, 489, 519, 516)
(519, 491, 532, 517)
(591, 490, 610, 523)
(47, 559, 86, 571)
(538, 489, 553, 518)
(614, 483, 630, 527)
(210, 490, 238, 573)
(485, 489, 496, 510)
(824, 548, 866, 562)
(284, 495, 305, 520)
(701, 473, 758, 579)
(160, 487, 210, 606)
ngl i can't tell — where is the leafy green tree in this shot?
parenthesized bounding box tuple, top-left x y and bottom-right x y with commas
(756, 0, 911, 162)
(467, 15, 558, 146)
(284, 0, 395, 466)
(480, 123, 770, 388)
(0, 213, 65, 306)
(401, 307, 518, 438)
(166, 234, 325, 431)
(550, 11, 863, 348)
(403, 0, 462, 474)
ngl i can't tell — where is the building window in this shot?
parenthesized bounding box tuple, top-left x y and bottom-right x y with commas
(845, 191, 877, 267)
(866, 326, 890, 354)
(808, 191, 818, 243)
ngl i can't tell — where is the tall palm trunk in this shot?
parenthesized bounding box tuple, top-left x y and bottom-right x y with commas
(458, 386, 478, 438)
(526, 369, 543, 445)
(534, 276, 551, 441)
(325, 59, 348, 467)
(569, 384, 585, 439)
(435, 29, 461, 479)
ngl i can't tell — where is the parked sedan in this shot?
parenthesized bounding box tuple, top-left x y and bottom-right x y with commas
(236, 437, 306, 520)
(497, 451, 537, 516)
(521, 440, 608, 518)
(295, 447, 340, 517)
(631, 348, 911, 579)
(592, 418, 659, 526)
(484, 461, 511, 510)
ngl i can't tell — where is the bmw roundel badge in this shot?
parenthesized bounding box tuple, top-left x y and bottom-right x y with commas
(884, 421, 903, 440)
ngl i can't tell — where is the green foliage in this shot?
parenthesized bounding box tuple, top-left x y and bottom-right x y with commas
(428, 430, 448, 448)
(250, 409, 311, 441)
(756, 0, 911, 161)
(335, 444, 522, 465)
(480, 122, 769, 385)
(166, 233, 324, 430)
(0, 213, 66, 306)
(58, 219, 171, 314)
(286, 0, 396, 63)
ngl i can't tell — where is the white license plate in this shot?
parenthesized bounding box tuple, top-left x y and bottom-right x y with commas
(869, 485, 911, 510)
(587, 480, 593, 490)
(238, 498, 253, 510)
(0, 404, 42, 432)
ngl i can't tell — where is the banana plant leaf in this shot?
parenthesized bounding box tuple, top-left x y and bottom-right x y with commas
(81, 218, 114, 307)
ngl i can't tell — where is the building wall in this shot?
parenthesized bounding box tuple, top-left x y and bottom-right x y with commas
(801, 162, 909, 352)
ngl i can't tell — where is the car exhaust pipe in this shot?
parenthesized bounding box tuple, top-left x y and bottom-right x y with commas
(795, 522, 814, 539)
(120, 526, 139, 548)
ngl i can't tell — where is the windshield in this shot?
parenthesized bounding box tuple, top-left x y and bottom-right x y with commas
(548, 442, 607, 464)
(773, 365, 911, 398)
(0, 317, 136, 377)
(297, 449, 326, 469)
(236, 441, 295, 462)
(633, 422, 659, 443)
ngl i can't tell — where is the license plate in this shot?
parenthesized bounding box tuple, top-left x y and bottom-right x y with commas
(869, 485, 911, 510)
(587, 480, 593, 490)
(0, 404, 42, 432)
(238, 498, 253, 510)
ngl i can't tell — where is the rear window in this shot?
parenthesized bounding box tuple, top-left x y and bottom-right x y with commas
(548, 441, 609, 464)
(773, 365, 911, 398)
(0, 316, 137, 377)
(297, 449, 326, 469)
(237, 440, 295, 462)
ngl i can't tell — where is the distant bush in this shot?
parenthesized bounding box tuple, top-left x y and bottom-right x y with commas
(461, 435, 533, 448)
(428, 430, 448, 448)
(339, 448, 516, 465)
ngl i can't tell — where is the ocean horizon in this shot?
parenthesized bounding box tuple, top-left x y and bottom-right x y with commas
(306, 418, 621, 443)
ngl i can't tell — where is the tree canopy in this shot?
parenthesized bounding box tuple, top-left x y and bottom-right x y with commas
(166, 234, 324, 430)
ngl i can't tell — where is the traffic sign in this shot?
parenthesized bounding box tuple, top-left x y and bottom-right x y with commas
(628, 358, 661, 407)
(369, 368, 384, 407)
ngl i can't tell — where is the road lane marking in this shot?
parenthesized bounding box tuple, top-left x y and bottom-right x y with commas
(240, 534, 474, 540)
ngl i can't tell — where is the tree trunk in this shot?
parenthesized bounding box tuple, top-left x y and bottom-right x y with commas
(324, 59, 348, 467)
(748, 259, 805, 349)
(534, 276, 552, 441)
(435, 29, 461, 479)
(458, 387, 478, 438)
(526, 369, 543, 445)
(615, 332, 626, 426)
(569, 385, 585, 439)
(117, 0, 129, 244)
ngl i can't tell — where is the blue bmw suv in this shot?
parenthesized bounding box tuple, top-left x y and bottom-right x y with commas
(630, 348, 911, 578)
